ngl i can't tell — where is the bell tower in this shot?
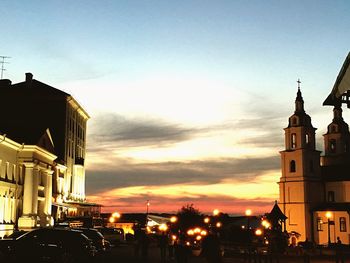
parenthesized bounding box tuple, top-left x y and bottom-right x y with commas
(322, 104, 350, 166)
(279, 81, 323, 242)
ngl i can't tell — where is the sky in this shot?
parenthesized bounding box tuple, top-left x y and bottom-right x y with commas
(2, 0, 350, 215)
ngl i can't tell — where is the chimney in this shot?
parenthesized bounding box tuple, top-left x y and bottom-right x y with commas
(25, 72, 33, 86)
(0, 79, 11, 88)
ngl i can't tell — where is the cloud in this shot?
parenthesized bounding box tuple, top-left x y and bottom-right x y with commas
(85, 156, 279, 195)
(88, 113, 201, 148)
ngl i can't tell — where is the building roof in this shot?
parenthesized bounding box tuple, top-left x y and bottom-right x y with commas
(267, 201, 287, 221)
(313, 202, 350, 211)
(321, 164, 350, 181)
(324, 52, 350, 106)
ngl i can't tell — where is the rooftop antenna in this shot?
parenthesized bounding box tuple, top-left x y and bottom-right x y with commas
(0, 56, 11, 79)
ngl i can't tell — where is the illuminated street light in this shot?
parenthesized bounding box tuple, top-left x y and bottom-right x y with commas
(216, 222, 222, 228)
(187, 229, 194, 236)
(261, 220, 271, 229)
(213, 209, 220, 216)
(255, 229, 262, 236)
(170, 216, 177, 223)
(109, 217, 115, 223)
(245, 209, 252, 216)
(204, 217, 210, 224)
(159, 224, 168, 232)
(112, 212, 121, 218)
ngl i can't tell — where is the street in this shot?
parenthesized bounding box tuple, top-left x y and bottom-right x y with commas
(97, 242, 348, 263)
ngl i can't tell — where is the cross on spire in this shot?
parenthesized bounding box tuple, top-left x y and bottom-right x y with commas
(297, 79, 301, 90)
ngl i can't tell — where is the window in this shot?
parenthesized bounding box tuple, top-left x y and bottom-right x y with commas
(327, 191, 335, 202)
(291, 133, 297, 149)
(330, 139, 336, 153)
(340, 217, 346, 232)
(290, 160, 296, 173)
(305, 133, 309, 145)
(317, 217, 323, 231)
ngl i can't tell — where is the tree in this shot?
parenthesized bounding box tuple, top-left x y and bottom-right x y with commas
(176, 204, 203, 232)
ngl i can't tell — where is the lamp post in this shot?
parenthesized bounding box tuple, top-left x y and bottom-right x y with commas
(245, 209, 253, 262)
(326, 211, 332, 246)
(146, 200, 150, 227)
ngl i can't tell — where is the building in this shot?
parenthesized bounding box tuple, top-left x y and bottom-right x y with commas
(279, 71, 350, 245)
(0, 74, 99, 234)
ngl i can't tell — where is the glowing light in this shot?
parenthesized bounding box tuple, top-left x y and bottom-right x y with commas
(109, 217, 115, 223)
(255, 229, 262, 236)
(261, 220, 270, 229)
(326, 211, 332, 219)
(112, 212, 121, 218)
(196, 235, 202, 241)
(158, 224, 168, 231)
(187, 229, 194, 236)
(204, 217, 210, 223)
(194, 227, 201, 233)
(200, 230, 207, 236)
(216, 222, 222, 228)
(172, 235, 177, 240)
(170, 216, 177, 223)
(213, 209, 220, 216)
(245, 209, 252, 216)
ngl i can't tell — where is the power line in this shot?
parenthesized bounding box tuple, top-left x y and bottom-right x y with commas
(0, 56, 11, 79)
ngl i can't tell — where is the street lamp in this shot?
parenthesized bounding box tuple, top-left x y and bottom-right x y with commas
(146, 200, 150, 227)
(213, 209, 220, 216)
(245, 209, 252, 229)
(326, 211, 333, 246)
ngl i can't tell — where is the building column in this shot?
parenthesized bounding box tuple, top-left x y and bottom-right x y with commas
(43, 169, 54, 226)
(18, 163, 38, 230)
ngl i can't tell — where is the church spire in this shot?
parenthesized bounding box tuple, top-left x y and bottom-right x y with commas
(333, 104, 343, 121)
(295, 79, 305, 113)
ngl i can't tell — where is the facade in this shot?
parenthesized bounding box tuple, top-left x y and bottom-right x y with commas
(279, 84, 350, 245)
(0, 74, 98, 235)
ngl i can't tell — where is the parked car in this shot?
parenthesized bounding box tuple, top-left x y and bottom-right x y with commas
(71, 228, 111, 255)
(0, 227, 97, 263)
(97, 227, 124, 245)
(6, 230, 27, 239)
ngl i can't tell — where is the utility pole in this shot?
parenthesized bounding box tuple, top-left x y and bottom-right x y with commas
(0, 56, 11, 79)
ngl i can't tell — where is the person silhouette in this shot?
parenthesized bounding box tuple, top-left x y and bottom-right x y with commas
(200, 232, 222, 263)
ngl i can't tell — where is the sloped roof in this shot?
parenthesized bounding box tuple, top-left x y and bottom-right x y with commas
(11, 79, 70, 97)
(324, 52, 350, 106)
(267, 201, 287, 221)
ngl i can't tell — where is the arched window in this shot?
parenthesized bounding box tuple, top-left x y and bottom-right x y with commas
(290, 160, 296, 173)
(305, 133, 309, 146)
(291, 133, 297, 149)
(330, 139, 336, 153)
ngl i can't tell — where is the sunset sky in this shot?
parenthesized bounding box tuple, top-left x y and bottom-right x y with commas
(2, 1, 350, 215)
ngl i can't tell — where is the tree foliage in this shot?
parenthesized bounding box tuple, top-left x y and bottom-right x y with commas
(176, 204, 203, 232)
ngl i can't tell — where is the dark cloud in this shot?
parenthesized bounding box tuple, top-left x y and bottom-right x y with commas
(88, 113, 201, 147)
(86, 156, 279, 195)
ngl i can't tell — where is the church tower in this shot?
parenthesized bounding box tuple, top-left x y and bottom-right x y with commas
(279, 82, 323, 242)
(322, 104, 350, 166)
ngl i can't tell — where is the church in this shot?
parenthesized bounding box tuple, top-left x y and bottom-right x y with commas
(279, 53, 350, 245)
